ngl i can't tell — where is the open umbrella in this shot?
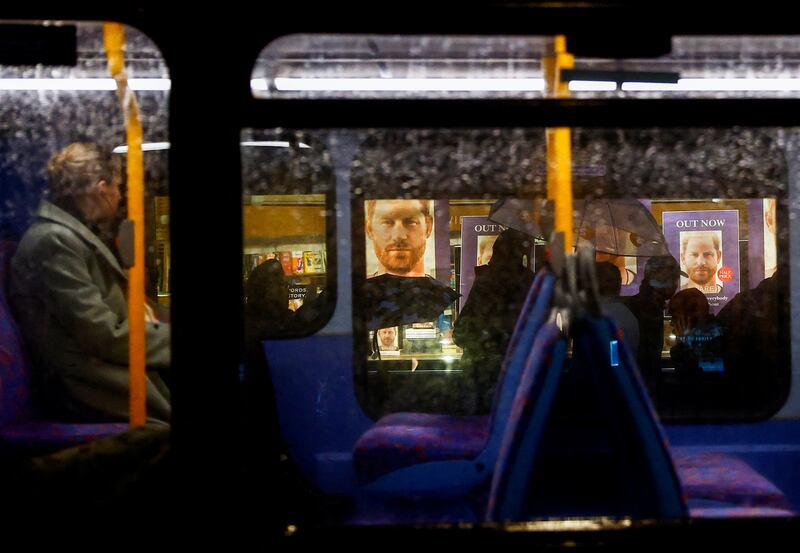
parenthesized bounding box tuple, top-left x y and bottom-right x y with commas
(363, 274, 460, 330)
(488, 198, 669, 257)
(487, 198, 548, 240)
(574, 199, 669, 257)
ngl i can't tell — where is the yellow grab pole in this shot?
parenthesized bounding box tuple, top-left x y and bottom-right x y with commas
(103, 23, 147, 428)
(543, 35, 574, 253)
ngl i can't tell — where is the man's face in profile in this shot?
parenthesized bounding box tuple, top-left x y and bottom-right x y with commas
(682, 235, 721, 286)
(367, 199, 432, 276)
(378, 327, 397, 348)
(98, 178, 122, 222)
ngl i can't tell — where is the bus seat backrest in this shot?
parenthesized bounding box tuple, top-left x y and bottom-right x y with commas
(352, 269, 555, 492)
(0, 240, 33, 427)
(486, 321, 567, 520)
(487, 316, 687, 521)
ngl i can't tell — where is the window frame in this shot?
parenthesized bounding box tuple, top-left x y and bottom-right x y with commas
(4, 2, 800, 541)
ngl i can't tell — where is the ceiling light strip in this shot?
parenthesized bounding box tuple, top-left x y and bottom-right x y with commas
(0, 78, 171, 91)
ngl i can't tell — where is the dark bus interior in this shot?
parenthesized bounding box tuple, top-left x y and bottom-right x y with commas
(2, 2, 800, 545)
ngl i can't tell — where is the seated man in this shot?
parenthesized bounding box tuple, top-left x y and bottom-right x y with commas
(9, 142, 171, 425)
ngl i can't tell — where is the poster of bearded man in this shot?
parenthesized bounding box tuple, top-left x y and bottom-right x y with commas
(662, 209, 740, 314)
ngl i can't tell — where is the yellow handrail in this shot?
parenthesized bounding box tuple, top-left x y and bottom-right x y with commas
(103, 23, 146, 428)
(543, 35, 574, 253)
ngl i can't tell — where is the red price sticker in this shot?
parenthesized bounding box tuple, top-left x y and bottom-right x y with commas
(718, 266, 733, 282)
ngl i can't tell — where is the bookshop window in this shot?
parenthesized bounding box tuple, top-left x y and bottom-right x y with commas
(352, 129, 548, 418)
(0, 22, 171, 423)
(241, 129, 336, 338)
(350, 128, 793, 422)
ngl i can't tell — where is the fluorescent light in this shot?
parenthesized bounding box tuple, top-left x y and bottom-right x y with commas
(0, 78, 116, 91)
(272, 77, 545, 92)
(113, 142, 171, 153)
(622, 78, 800, 91)
(240, 141, 311, 149)
(113, 141, 312, 153)
(251, 79, 268, 91)
(0, 78, 170, 91)
(8, 76, 800, 94)
(569, 80, 617, 92)
(256, 76, 800, 93)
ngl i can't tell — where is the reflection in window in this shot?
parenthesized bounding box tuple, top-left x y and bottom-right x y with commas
(240, 131, 335, 338)
(652, 198, 788, 417)
(251, 124, 797, 527)
(350, 128, 791, 421)
(243, 194, 328, 319)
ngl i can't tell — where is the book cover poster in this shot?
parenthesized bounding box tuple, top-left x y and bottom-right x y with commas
(278, 251, 293, 276)
(288, 284, 308, 311)
(364, 199, 438, 279)
(763, 198, 777, 279)
(459, 216, 504, 310)
(662, 210, 740, 314)
(375, 326, 400, 352)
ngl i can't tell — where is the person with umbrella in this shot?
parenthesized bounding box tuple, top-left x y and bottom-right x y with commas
(489, 197, 680, 401)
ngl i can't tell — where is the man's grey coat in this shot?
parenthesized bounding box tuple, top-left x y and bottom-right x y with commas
(9, 200, 171, 424)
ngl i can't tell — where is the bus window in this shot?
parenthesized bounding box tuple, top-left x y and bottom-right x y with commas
(348, 127, 791, 422)
(0, 21, 171, 428)
(250, 32, 800, 526)
(350, 129, 547, 417)
(240, 129, 336, 339)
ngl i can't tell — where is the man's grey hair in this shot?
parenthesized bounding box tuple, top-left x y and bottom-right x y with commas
(46, 142, 120, 204)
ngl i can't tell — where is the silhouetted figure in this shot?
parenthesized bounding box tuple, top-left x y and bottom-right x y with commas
(241, 258, 305, 497)
(453, 228, 534, 414)
(622, 256, 682, 401)
(717, 268, 789, 411)
(596, 261, 639, 355)
(668, 288, 724, 379)
(244, 259, 299, 340)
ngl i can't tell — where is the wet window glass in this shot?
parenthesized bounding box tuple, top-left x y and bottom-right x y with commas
(251, 33, 800, 527)
(351, 130, 547, 417)
(0, 22, 171, 429)
(349, 128, 791, 421)
(240, 129, 336, 339)
(261, 126, 796, 526)
(252, 34, 800, 100)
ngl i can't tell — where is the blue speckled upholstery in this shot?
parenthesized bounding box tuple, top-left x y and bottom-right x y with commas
(353, 269, 554, 495)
